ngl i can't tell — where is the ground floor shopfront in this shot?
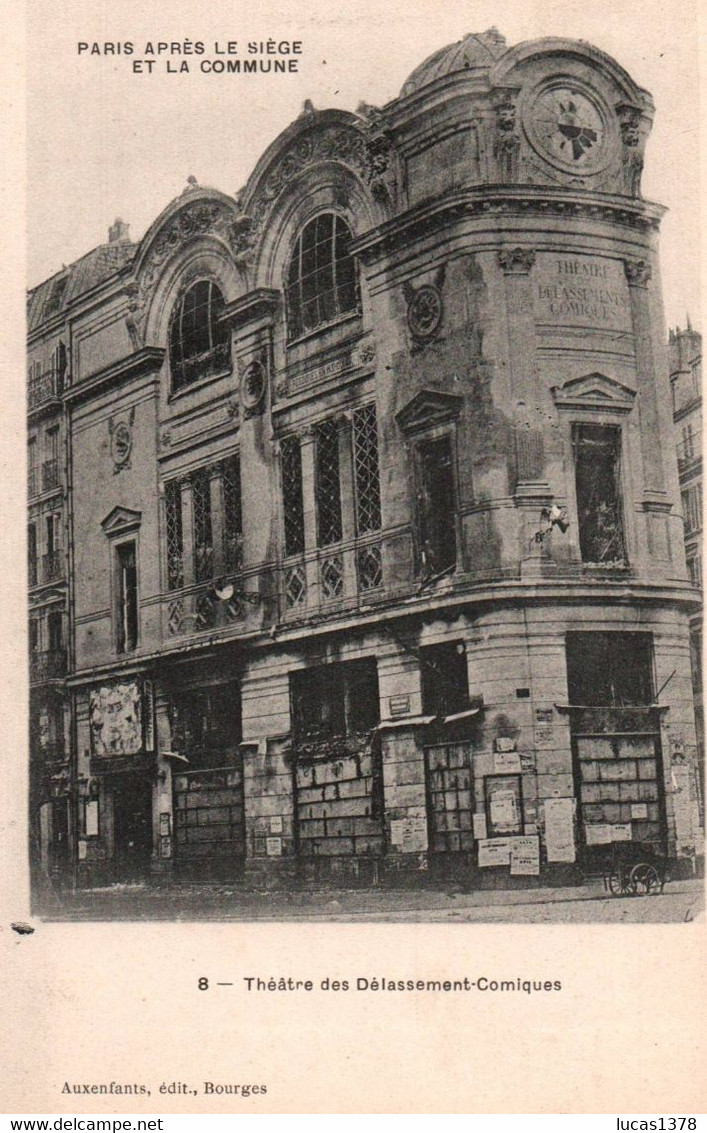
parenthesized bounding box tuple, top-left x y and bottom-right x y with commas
(65, 598, 704, 892)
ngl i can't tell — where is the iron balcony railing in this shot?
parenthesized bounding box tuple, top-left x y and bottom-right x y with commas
(27, 368, 63, 411)
(29, 648, 67, 683)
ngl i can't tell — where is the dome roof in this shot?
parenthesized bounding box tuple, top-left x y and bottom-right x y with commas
(400, 28, 508, 97)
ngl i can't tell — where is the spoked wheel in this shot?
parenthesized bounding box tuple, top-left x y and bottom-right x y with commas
(607, 870, 632, 896)
(629, 863, 662, 896)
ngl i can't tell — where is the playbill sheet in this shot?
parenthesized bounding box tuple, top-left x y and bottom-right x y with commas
(2, 0, 706, 1116)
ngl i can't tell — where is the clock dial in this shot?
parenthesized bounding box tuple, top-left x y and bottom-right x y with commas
(527, 85, 608, 173)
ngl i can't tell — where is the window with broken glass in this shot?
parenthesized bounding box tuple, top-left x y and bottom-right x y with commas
(281, 435, 305, 557)
(315, 418, 343, 547)
(221, 454, 243, 572)
(169, 279, 230, 393)
(420, 641, 469, 718)
(573, 424, 626, 565)
(416, 435, 457, 576)
(191, 468, 214, 583)
(170, 684, 242, 769)
(353, 403, 381, 534)
(164, 479, 184, 591)
(290, 658, 379, 742)
(285, 213, 358, 340)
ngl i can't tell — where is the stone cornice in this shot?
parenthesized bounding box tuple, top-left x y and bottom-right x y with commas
(350, 186, 666, 260)
(64, 347, 165, 406)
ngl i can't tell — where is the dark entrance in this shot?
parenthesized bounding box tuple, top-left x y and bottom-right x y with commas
(112, 773, 153, 879)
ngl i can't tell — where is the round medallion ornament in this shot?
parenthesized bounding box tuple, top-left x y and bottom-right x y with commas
(407, 285, 443, 340)
(111, 421, 133, 467)
(526, 83, 608, 174)
(241, 359, 267, 412)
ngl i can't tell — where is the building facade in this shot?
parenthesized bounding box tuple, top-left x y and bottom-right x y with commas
(670, 325, 703, 825)
(27, 29, 703, 896)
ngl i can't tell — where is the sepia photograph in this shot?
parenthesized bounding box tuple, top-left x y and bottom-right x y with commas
(4, 0, 706, 1116)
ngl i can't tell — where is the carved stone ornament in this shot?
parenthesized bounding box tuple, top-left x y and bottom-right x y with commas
(240, 351, 268, 418)
(498, 247, 536, 274)
(493, 97, 520, 181)
(403, 265, 446, 347)
(617, 104, 645, 198)
(109, 407, 135, 473)
(623, 258, 652, 287)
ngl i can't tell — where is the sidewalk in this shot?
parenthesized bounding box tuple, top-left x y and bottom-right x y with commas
(35, 875, 705, 923)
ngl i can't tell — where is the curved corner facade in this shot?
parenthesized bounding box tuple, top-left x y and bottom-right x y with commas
(27, 29, 703, 894)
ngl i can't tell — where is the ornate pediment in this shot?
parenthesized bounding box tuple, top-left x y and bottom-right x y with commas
(551, 373, 636, 414)
(101, 506, 142, 537)
(396, 389, 463, 434)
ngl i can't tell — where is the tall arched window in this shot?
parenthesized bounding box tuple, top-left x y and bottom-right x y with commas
(286, 214, 358, 340)
(169, 279, 230, 392)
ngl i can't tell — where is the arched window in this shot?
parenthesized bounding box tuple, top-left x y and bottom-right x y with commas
(286, 214, 358, 340)
(169, 279, 230, 392)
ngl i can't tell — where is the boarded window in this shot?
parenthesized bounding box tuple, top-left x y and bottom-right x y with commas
(573, 424, 625, 564)
(281, 436, 305, 556)
(420, 641, 469, 717)
(291, 659, 379, 740)
(417, 435, 456, 575)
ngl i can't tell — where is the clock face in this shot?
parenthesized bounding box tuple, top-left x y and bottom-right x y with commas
(527, 85, 608, 173)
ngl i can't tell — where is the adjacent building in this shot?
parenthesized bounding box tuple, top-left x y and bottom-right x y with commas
(27, 29, 703, 898)
(670, 324, 703, 827)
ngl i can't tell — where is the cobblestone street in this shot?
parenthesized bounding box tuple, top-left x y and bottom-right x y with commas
(34, 876, 704, 924)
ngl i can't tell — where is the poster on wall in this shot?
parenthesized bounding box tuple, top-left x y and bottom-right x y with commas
(544, 797, 576, 863)
(89, 681, 143, 756)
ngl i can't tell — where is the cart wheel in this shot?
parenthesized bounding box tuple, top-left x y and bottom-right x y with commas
(629, 863, 662, 896)
(607, 871, 630, 896)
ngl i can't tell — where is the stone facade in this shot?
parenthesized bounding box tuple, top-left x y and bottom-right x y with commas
(27, 29, 703, 896)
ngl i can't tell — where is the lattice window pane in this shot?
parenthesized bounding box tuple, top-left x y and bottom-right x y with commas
(357, 544, 383, 591)
(353, 403, 382, 534)
(221, 454, 243, 571)
(164, 480, 184, 591)
(281, 436, 305, 556)
(321, 554, 344, 599)
(195, 589, 216, 630)
(285, 563, 306, 609)
(167, 597, 184, 636)
(192, 469, 214, 582)
(316, 419, 342, 547)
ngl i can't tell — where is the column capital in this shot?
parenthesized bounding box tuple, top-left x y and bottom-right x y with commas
(499, 247, 536, 274)
(623, 258, 652, 287)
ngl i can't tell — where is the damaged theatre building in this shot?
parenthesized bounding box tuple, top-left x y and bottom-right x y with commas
(27, 29, 703, 897)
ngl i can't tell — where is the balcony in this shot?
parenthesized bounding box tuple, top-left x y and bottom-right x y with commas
(27, 367, 63, 412)
(42, 550, 64, 582)
(42, 459, 60, 492)
(29, 648, 67, 683)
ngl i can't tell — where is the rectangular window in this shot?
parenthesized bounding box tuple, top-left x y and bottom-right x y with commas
(573, 424, 626, 564)
(290, 658, 379, 740)
(315, 418, 343, 547)
(164, 480, 184, 591)
(28, 437, 37, 495)
(170, 683, 242, 769)
(566, 632, 654, 707)
(116, 541, 138, 653)
(417, 435, 456, 575)
(687, 554, 702, 588)
(420, 641, 469, 717)
(28, 524, 37, 586)
(47, 610, 63, 654)
(485, 775, 523, 837)
(682, 484, 702, 536)
(353, 403, 382, 534)
(281, 436, 305, 556)
(221, 455, 243, 571)
(29, 618, 39, 655)
(192, 468, 214, 582)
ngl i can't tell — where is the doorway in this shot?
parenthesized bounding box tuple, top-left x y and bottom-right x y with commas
(112, 773, 153, 879)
